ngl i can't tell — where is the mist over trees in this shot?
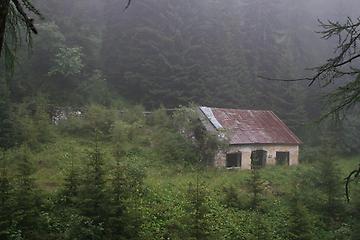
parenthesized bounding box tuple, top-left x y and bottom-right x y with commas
(3, 0, 359, 109)
(0, 1, 360, 239)
(0, 0, 358, 150)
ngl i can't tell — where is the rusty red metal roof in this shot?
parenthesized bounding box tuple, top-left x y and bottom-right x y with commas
(200, 107, 302, 145)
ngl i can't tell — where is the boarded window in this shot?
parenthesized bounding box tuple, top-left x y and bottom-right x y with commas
(226, 153, 242, 168)
(276, 152, 290, 165)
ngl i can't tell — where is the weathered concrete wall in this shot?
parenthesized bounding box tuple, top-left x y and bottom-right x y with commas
(214, 144, 299, 169)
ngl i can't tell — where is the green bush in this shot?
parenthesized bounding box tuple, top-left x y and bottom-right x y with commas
(59, 104, 116, 138)
(13, 97, 55, 149)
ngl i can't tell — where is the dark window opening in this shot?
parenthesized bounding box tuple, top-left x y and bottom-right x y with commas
(226, 153, 242, 168)
(276, 152, 290, 165)
(251, 150, 267, 169)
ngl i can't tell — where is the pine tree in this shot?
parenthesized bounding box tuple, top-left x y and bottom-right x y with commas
(61, 161, 80, 208)
(107, 160, 127, 239)
(246, 168, 264, 210)
(49, 161, 82, 240)
(317, 157, 344, 226)
(79, 139, 108, 239)
(0, 78, 18, 149)
(12, 146, 42, 240)
(288, 189, 314, 240)
(184, 180, 216, 240)
(0, 167, 12, 240)
(115, 163, 145, 239)
(350, 187, 360, 240)
(222, 185, 244, 210)
(253, 212, 271, 240)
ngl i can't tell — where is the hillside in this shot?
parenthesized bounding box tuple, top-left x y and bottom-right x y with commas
(1, 0, 360, 239)
(0, 104, 359, 239)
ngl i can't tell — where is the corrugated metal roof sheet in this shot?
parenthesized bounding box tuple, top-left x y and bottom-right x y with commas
(199, 106, 224, 130)
(199, 107, 302, 145)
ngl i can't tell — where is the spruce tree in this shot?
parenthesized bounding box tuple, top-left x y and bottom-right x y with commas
(108, 161, 145, 239)
(222, 185, 244, 210)
(79, 139, 108, 239)
(50, 161, 82, 240)
(350, 187, 360, 240)
(246, 168, 264, 210)
(107, 160, 127, 239)
(288, 189, 314, 240)
(0, 167, 12, 240)
(0, 79, 17, 149)
(61, 161, 80, 208)
(185, 181, 215, 240)
(12, 146, 42, 240)
(317, 158, 344, 226)
(253, 212, 271, 240)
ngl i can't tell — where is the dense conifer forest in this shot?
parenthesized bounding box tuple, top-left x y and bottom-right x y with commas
(0, 0, 359, 239)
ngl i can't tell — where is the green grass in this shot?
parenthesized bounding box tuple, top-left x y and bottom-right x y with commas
(14, 133, 359, 194)
(145, 156, 360, 196)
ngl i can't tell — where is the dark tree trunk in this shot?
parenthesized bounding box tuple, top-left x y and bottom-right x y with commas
(0, 0, 10, 57)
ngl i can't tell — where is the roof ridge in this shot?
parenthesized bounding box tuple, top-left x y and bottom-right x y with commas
(201, 106, 274, 112)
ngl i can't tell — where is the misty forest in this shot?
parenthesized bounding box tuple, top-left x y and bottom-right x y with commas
(0, 0, 360, 239)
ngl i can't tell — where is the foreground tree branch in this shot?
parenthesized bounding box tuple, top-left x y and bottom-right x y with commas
(261, 17, 360, 115)
(12, 0, 38, 34)
(260, 17, 360, 201)
(125, 0, 132, 9)
(0, 0, 11, 56)
(345, 164, 360, 202)
(0, 0, 133, 58)
(0, 0, 41, 60)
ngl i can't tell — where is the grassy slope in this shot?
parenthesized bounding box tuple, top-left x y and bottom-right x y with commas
(24, 133, 359, 196)
(146, 156, 359, 194)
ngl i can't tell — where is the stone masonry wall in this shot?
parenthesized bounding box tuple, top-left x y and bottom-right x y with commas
(214, 144, 299, 169)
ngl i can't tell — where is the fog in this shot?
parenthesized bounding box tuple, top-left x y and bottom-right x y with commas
(9, 0, 360, 123)
(0, 1, 360, 239)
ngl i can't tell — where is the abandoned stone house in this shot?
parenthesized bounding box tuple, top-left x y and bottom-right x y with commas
(198, 106, 302, 169)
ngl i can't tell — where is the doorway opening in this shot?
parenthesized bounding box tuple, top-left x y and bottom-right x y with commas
(251, 150, 267, 169)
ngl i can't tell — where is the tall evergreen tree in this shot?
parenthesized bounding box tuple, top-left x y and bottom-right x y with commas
(0, 167, 12, 240)
(350, 188, 360, 240)
(79, 139, 108, 239)
(246, 168, 264, 211)
(0, 78, 18, 149)
(184, 180, 217, 240)
(317, 157, 344, 226)
(107, 160, 127, 239)
(12, 146, 42, 240)
(187, 182, 208, 240)
(253, 212, 271, 240)
(288, 189, 314, 240)
(61, 161, 80, 208)
(46, 161, 82, 240)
